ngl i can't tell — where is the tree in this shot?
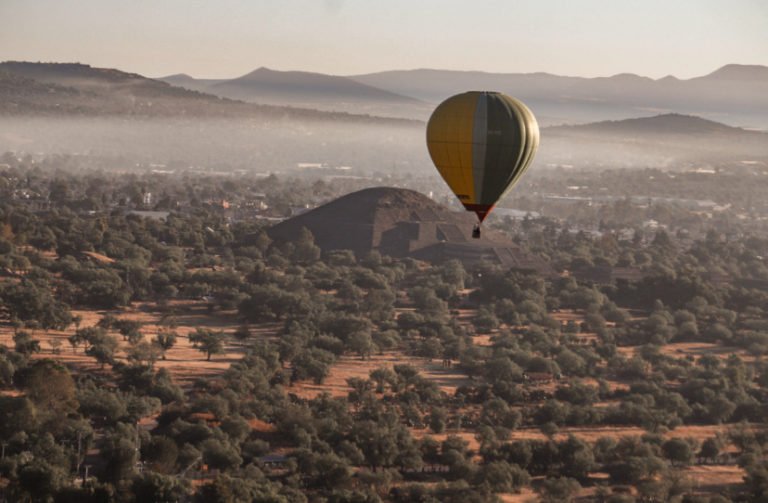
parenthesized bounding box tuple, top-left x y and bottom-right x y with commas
(495, 299, 520, 326)
(352, 416, 406, 471)
(102, 434, 139, 485)
(47, 338, 62, 354)
(744, 459, 768, 502)
(699, 437, 721, 464)
(17, 359, 77, 430)
(127, 341, 161, 368)
(289, 227, 321, 264)
(68, 326, 105, 354)
(480, 398, 522, 429)
(292, 348, 335, 384)
(14, 458, 69, 502)
(348, 331, 376, 360)
(556, 349, 587, 376)
(370, 367, 397, 393)
(233, 324, 251, 343)
(558, 435, 595, 480)
(473, 307, 499, 333)
(132, 472, 190, 503)
(142, 436, 179, 474)
(0, 398, 37, 446)
(662, 438, 695, 466)
(538, 477, 581, 503)
(0, 280, 72, 330)
(476, 461, 530, 493)
(189, 328, 225, 361)
(115, 319, 143, 342)
(98, 313, 118, 330)
(86, 332, 120, 368)
(68, 333, 82, 353)
(373, 330, 401, 354)
(201, 438, 243, 471)
(429, 407, 448, 434)
(13, 331, 41, 355)
(153, 330, 178, 360)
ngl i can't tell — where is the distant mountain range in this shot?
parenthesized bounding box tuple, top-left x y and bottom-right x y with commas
(0, 62, 416, 125)
(351, 64, 768, 128)
(3, 61, 767, 130)
(161, 67, 428, 119)
(158, 63, 768, 128)
(154, 64, 768, 130)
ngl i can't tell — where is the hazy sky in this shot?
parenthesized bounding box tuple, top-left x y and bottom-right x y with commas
(1, 0, 766, 79)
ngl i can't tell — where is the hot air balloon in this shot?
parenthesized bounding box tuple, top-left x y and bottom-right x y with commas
(426, 91, 539, 238)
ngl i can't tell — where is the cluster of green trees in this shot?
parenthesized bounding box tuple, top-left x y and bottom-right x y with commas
(0, 163, 766, 501)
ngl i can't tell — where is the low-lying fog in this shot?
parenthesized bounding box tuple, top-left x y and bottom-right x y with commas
(0, 117, 765, 174)
(0, 117, 430, 174)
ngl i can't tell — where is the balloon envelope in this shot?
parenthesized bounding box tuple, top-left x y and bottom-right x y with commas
(426, 91, 539, 222)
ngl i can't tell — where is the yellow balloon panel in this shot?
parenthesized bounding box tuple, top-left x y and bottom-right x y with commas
(426, 92, 478, 205)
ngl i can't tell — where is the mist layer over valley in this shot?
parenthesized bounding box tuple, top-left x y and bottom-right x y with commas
(0, 116, 428, 173)
(2, 115, 765, 178)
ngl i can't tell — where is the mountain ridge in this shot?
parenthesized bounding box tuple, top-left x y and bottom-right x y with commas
(545, 113, 760, 136)
(0, 61, 419, 125)
(213, 66, 420, 103)
(350, 64, 768, 127)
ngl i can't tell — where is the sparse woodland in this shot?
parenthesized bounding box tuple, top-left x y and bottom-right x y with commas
(0, 155, 767, 502)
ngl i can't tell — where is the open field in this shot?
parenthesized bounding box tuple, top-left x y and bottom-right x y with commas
(617, 340, 756, 362)
(498, 487, 537, 502)
(686, 464, 747, 489)
(289, 350, 473, 399)
(409, 422, 763, 454)
(0, 300, 263, 385)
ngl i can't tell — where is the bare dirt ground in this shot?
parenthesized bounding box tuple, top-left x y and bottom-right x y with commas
(483, 464, 745, 503)
(498, 487, 537, 502)
(289, 351, 473, 400)
(684, 464, 746, 490)
(659, 341, 756, 362)
(0, 300, 265, 385)
(617, 341, 755, 363)
(471, 334, 494, 347)
(524, 423, 757, 443)
(551, 310, 584, 323)
(409, 423, 764, 458)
